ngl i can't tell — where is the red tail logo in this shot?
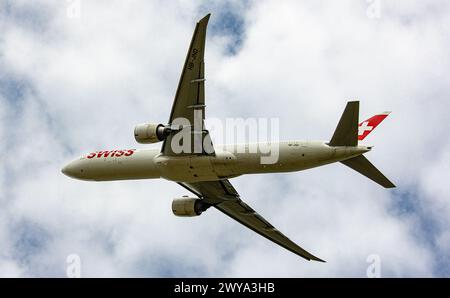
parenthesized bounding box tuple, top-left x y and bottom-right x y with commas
(358, 112, 391, 141)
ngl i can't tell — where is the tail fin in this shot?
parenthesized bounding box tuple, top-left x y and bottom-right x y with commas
(341, 155, 396, 188)
(329, 101, 359, 146)
(329, 101, 395, 188)
(358, 112, 391, 141)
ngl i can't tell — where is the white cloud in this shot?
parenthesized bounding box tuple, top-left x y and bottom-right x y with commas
(0, 0, 449, 277)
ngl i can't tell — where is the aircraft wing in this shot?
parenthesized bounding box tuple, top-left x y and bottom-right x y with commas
(161, 14, 214, 156)
(178, 180, 325, 262)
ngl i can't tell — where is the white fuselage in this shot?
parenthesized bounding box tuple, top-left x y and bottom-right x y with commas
(62, 141, 370, 182)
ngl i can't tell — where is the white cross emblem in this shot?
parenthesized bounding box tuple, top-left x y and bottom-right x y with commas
(358, 121, 373, 136)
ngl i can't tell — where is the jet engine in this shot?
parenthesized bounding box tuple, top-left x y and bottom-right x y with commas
(172, 196, 210, 217)
(134, 123, 170, 144)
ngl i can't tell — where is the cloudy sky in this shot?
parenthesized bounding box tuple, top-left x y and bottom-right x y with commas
(1, 0, 449, 277)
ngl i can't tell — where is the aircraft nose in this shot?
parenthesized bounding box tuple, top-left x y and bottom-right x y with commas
(62, 161, 84, 179)
(62, 159, 89, 180)
(61, 163, 74, 177)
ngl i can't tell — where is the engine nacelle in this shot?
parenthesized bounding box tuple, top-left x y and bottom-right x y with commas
(172, 197, 209, 217)
(134, 123, 168, 144)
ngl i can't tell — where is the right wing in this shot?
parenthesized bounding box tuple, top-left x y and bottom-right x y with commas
(161, 14, 214, 156)
(178, 180, 325, 262)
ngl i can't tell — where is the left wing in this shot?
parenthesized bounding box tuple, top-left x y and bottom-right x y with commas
(178, 180, 325, 262)
(161, 14, 214, 156)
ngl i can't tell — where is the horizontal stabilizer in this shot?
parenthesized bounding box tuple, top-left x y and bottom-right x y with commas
(329, 101, 359, 147)
(341, 155, 395, 188)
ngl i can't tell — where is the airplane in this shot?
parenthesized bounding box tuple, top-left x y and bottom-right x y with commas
(61, 14, 395, 262)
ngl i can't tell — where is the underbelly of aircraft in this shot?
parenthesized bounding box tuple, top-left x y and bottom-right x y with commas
(155, 155, 220, 182)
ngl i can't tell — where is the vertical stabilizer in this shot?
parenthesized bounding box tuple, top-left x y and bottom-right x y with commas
(358, 112, 391, 141)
